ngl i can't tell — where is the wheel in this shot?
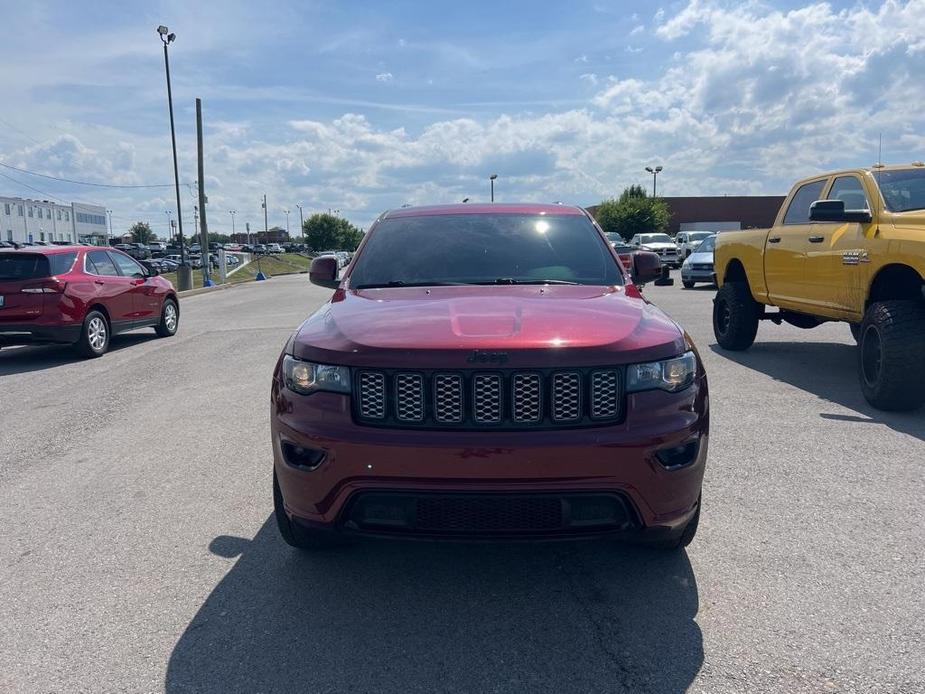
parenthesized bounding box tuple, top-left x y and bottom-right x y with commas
(75, 310, 110, 358)
(273, 470, 348, 550)
(713, 281, 760, 350)
(682, 280, 695, 289)
(858, 300, 925, 411)
(155, 298, 179, 337)
(849, 322, 861, 342)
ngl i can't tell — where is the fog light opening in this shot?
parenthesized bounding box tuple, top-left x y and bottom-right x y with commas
(281, 442, 327, 470)
(655, 440, 700, 470)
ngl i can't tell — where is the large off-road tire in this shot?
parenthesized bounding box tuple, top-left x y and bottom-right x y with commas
(74, 310, 110, 358)
(154, 297, 179, 338)
(858, 300, 925, 411)
(273, 470, 348, 550)
(713, 281, 760, 350)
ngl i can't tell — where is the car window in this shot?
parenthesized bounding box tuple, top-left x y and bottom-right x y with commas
(827, 176, 869, 210)
(874, 168, 925, 213)
(694, 236, 716, 253)
(109, 251, 144, 277)
(87, 250, 120, 276)
(48, 252, 77, 275)
(0, 253, 50, 279)
(641, 234, 672, 243)
(782, 179, 826, 224)
(350, 213, 624, 288)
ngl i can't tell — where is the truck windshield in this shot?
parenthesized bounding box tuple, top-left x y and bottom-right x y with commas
(350, 213, 624, 288)
(876, 168, 925, 212)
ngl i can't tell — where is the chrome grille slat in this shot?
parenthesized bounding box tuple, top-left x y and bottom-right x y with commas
(552, 372, 582, 422)
(590, 370, 621, 419)
(358, 371, 386, 419)
(394, 373, 424, 421)
(473, 374, 503, 423)
(356, 369, 622, 428)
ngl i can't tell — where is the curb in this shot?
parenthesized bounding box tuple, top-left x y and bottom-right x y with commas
(177, 283, 236, 298)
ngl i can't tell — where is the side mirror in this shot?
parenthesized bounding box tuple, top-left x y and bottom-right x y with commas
(809, 199, 872, 223)
(631, 250, 662, 284)
(309, 256, 340, 289)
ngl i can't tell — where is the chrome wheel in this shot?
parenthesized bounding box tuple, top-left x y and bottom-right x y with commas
(87, 316, 107, 351)
(164, 302, 178, 332)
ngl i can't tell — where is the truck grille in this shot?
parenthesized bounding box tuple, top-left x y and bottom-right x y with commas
(354, 368, 624, 429)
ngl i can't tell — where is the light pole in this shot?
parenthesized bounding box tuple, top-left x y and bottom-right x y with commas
(489, 173, 498, 202)
(645, 165, 663, 197)
(165, 210, 172, 242)
(296, 204, 304, 242)
(107, 209, 113, 241)
(284, 208, 290, 239)
(462, 197, 470, 203)
(229, 209, 236, 239)
(157, 24, 190, 289)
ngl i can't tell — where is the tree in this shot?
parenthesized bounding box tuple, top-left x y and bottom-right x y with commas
(593, 186, 670, 241)
(129, 221, 156, 244)
(302, 213, 364, 251)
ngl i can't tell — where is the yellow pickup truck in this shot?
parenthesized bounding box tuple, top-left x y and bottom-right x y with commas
(713, 163, 925, 411)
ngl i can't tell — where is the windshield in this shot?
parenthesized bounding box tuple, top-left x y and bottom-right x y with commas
(688, 232, 713, 241)
(640, 234, 672, 244)
(694, 236, 716, 253)
(350, 213, 623, 288)
(875, 168, 925, 212)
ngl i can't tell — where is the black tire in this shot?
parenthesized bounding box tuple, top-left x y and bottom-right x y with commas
(849, 322, 861, 342)
(713, 281, 760, 350)
(155, 297, 179, 338)
(858, 300, 925, 411)
(682, 280, 695, 289)
(75, 310, 110, 358)
(273, 470, 348, 550)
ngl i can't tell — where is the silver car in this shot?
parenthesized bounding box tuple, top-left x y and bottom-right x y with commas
(680, 235, 716, 288)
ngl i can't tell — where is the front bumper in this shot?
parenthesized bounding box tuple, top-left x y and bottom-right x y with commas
(681, 267, 716, 283)
(0, 323, 81, 346)
(271, 375, 708, 540)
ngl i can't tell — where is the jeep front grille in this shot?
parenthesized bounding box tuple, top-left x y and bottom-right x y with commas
(354, 368, 624, 430)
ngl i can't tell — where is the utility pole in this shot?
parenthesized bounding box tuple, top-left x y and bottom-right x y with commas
(296, 204, 304, 242)
(195, 98, 212, 286)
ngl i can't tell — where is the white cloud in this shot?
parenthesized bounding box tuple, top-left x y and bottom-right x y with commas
(375, 72, 394, 82)
(579, 73, 599, 86)
(629, 24, 644, 36)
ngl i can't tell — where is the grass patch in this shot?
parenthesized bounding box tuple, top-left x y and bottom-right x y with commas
(161, 253, 312, 291)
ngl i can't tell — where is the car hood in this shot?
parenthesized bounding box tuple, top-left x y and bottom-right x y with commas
(641, 242, 677, 251)
(685, 251, 714, 264)
(292, 285, 686, 368)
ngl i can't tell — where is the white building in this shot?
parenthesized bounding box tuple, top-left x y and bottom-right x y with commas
(1, 195, 108, 245)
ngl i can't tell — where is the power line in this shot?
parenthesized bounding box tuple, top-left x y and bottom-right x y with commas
(0, 161, 188, 189)
(0, 170, 70, 203)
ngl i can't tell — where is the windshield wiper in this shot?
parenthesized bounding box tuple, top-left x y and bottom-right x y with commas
(484, 278, 580, 285)
(353, 280, 469, 289)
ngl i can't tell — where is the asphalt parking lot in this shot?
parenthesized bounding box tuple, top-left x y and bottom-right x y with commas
(0, 273, 922, 693)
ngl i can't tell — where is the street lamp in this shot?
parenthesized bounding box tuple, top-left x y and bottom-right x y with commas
(645, 165, 663, 197)
(107, 209, 113, 240)
(284, 208, 290, 239)
(489, 174, 498, 202)
(462, 197, 470, 203)
(296, 204, 304, 241)
(157, 24, 190, 288)
(229, 209, 236, 239)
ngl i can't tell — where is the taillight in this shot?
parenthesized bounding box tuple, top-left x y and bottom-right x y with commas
(21, 278, 67, 294)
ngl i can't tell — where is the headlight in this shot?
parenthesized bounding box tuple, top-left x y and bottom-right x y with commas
(282, 355, 351, 395)
(626, 351, 697, 393)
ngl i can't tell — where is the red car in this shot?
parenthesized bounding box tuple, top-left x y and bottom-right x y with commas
(0, 245, 179, 357)
(271, 204, 707, 549)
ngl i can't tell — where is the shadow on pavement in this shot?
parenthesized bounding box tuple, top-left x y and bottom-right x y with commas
(0, 333, 152, 375)
(709, 341, 925, 439)
(166, 518, 703, 694)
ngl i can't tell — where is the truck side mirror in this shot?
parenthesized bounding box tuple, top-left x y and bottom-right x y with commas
(309, 256, 340, 289)
(809, 199, 872, 224)
(631, 250, 662, 284)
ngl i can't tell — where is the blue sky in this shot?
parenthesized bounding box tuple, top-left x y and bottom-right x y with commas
(1, 0, 924, 236)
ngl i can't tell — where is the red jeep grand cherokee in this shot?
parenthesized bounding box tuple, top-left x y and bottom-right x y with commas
(271, 204, 708, 549)
(0, 245, 179, 357)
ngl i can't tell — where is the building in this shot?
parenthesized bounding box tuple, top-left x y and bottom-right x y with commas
(231, 226, 290, 244)
(1, 195, 108, 245)
(587, 195, 785, 236)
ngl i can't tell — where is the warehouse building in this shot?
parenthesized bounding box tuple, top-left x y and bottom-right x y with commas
(1, 196, 108, 245)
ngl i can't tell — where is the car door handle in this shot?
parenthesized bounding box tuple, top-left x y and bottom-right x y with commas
(94, 280, 105, 285)
(808, 235, 825, 243)
(768, 236, 781, 244)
